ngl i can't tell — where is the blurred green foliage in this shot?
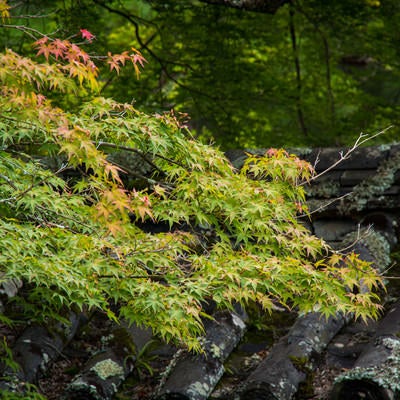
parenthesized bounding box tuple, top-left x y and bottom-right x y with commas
(2, 0, 399, 147)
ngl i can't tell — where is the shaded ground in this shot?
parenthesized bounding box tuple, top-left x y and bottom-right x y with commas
(20, 260, 398, 400)
(22, 304, 390, 399)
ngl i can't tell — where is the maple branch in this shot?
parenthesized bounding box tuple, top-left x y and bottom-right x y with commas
(128, 246, 182, 256)
(0, 117, 181, 180)
(380, 276, 400, 280)
(108, 159, 167, 189)
(0, 114, 47, 129)
(0, 151, 66, 203)
(302, 126, 393, 185)
(379, 261, 398, 277)
(96, 141, 165, 176)
(0, 173, 18, 191)
(98, 274, 166, 280)
(0, 24, 53, 40)
(333, 224, 373, 254)
(100, 31, 157, 93)
(95, 140, 186, 170)
(34, 204, 98, 235)
(7, 7, 56, 20)
(15, 163, 70, 201)
(298, 192, 351, 219)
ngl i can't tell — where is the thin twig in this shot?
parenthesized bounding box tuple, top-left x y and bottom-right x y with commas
(333, 224, 372, 254)
(0, 24, 55, 40)
(298, 192, 351, 218)
(96, 141, 165, 176)
(98, 274, 166, 280)
(0, 174, 18, 190)
(380, 276, 400, 280)
(92, 0, 230, 118)
(108, 159, 172, 190)
(379, 262, 398, 277)
(35, 204, 96, 234)
(303, 126, 393, 185)
(6, 5, 57, 20)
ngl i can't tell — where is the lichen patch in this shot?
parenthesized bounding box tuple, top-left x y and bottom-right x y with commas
(90, 359, 124, 380)
(335, 337, 400, 392)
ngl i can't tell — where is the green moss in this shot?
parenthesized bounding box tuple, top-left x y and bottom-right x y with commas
(67, 378, 100, 398)
(289, 355, 315, 398)
(186, 367, 225, 397)
(289, 355, 310, 372)
(210, 343, 223, 359)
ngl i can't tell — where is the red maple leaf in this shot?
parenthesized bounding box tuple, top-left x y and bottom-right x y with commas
(132, 53, 146, 68)
(35, 36, 49, 46)
(80, 29, 95, 42)
(266, 148, 278, 157)
(51, 39, 68, 59)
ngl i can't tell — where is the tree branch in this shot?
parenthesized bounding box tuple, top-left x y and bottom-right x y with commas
(0, 23, 56, 40)
(304, 126, 393, 185)
(96, 141, 165, 175)
(198, 0, 289, 14)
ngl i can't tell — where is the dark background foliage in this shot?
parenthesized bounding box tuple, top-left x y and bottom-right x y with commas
(3, 0, 399, 149)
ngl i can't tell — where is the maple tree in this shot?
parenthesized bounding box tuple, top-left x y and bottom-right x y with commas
(0, 2, 386, 397)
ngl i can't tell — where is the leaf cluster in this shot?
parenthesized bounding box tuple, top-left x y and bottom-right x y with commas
(0, 12, 384, 357)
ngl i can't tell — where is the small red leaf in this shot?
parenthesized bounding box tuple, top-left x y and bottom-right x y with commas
(80, 29, 95, 42)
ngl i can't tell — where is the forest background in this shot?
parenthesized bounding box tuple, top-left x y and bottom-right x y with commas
(2, 0, 398, 149)
(0, 0, 395, 349)
(0, 1, 397, 393)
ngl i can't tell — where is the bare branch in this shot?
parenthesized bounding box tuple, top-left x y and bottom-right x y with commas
(303, 126, 393, 185)
(0, 23, 57, 40)
(298, 192, 351, 218)
(333, 224, 372, 254)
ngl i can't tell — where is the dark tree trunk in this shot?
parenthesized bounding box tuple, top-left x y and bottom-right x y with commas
(239, 312, 347, 399)
(330, 299, 400, 400)
(154, 310, 246, 400)
(0, 313, 83, 390)
(63, 322, 153, 400)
